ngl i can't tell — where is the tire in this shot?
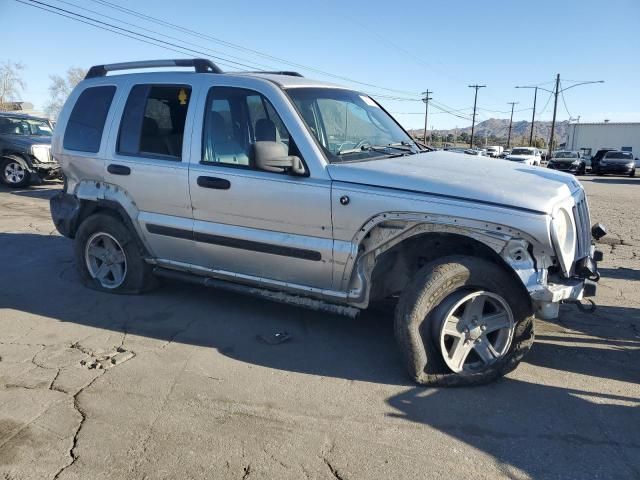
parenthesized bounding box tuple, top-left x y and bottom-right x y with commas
(1, 156, 31, 188)
(394, 255, 534, 387)
(629, 170, 636, 178)
(74, 213, 157, 294)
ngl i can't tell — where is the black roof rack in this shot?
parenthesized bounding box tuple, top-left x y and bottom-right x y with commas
(238, 71, 304, 77)
(85, 59, 223, 79)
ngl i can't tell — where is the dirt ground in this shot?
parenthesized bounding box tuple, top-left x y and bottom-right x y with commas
(1, 176, 639, 479)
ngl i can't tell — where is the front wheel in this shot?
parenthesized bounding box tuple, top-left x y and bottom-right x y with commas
(1, 157, 31, 188)
(394, 256, 534, 386)
(629, 170, 636, 178)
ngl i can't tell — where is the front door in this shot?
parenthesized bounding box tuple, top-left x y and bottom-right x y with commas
(188, 85, 333, 290)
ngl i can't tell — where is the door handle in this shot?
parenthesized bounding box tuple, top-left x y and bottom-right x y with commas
(197, 176, 230, 190)
(107, 164, 131, 175)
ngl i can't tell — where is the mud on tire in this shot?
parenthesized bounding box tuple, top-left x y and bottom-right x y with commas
(394, 255, 534, 387)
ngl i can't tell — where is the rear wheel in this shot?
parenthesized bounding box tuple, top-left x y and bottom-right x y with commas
(74, 213, 156, 294)
(1, 157, 31, 188)
(394, 255, 534, 386)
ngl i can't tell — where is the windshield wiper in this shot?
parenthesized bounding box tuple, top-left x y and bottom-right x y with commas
(336, 142, 417, 157)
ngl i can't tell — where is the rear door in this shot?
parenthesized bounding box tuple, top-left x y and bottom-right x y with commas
(187, 81, 334, 290)
(103, 77, 199, 264)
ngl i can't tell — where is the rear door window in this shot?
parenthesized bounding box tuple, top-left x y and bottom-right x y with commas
(118, 85, 191, 160)
(63, 86, 116, 152)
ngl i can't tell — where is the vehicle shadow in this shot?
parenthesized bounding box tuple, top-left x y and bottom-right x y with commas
(590, 177, 639, 185)
(1, 232, 639, 387)
(598, 266, 640, 281)
(386, 378, 640, 478)
(0, 182, 62, 200)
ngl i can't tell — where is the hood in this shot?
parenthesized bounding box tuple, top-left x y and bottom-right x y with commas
(327, 151, 580, 214)
(0, 135, 51, 148)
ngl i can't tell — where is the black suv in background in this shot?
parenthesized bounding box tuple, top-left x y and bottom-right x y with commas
(589, 148, 617, 174)
(0, 112, 60, 187)
(594, 150, 636, 177)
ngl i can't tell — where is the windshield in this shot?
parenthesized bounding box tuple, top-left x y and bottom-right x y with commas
(0, 116, 53, 136)
(553, 151, 578, 159)
(286, 87, 418, 162)
(605, 151, 633, 160)
(511, 148, 535, 155)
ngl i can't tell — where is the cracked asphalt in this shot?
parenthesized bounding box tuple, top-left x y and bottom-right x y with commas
(1, 176, 639, 480)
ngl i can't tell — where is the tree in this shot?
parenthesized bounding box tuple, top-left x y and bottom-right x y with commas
(46, 67, 87, 119)
(0, 60, 26, 110)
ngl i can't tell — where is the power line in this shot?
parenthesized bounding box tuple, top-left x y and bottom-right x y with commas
(17, 0, 268, 71)
(13, 0, 246, 69)
(49, 0, 280, 71)
(559, 81, 572, 117)
(85, 0, 424, 97)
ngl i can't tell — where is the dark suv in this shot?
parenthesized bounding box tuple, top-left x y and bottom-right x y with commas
(594, 150, 636, 177)
(0, 112, 60, 187)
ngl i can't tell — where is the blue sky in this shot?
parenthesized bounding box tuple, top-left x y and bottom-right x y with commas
(2, 0, 639, 129)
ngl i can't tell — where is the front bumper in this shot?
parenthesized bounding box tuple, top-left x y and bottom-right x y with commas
(548, 162, 580, 173)
(599, 164, 635, 174)
(531, 246, 602, 320)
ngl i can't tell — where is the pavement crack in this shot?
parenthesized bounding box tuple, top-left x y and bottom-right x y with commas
(52, 371, 105, 480)
(322, 458, 346, 480)
(160, 317, 199, 349)
(241, 463, 252, 479)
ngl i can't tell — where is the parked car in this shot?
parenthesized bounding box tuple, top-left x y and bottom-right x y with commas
(0, 112, 60, 187)
(589, 148, 617, 173)
(547, 151, 586, 175)
(594, 150, 636, 177)
(505, 147, 541, 166)
(464, 148, 485, 156)
(50, 59, 603, 386)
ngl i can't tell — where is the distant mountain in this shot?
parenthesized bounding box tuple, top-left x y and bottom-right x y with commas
(408, 118, 569, 145)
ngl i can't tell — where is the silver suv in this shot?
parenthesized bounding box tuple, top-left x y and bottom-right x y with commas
(50, 59, 603, 386)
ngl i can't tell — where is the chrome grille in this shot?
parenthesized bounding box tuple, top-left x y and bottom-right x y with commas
(572, 192, 591, 261)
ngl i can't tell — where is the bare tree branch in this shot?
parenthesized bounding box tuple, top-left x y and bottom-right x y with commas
(0, 60, 26, 110)
(46, 66, 87, 119)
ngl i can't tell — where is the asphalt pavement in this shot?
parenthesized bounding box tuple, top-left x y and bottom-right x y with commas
(1, 176, 639, 479)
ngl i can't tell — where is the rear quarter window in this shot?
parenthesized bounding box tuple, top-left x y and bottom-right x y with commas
(63, 86, 116, 153)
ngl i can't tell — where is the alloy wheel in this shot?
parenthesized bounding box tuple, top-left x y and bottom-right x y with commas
(438, 290, 515, 374)
(84, 232, 128, 289)
(3, 162, 26, 184)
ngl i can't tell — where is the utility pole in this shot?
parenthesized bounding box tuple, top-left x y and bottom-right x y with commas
(516, 78, 603, 153)
(468, 84, 486, 148)
(506, 102, 518, 148)
(529, 87, 537, 146)
(422, 90, 432, 145)
(548, 73, 560, 159)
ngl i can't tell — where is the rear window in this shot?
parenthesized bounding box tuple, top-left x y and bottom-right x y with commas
(63, 86, 116, 152)
(117, 84, 191, 160)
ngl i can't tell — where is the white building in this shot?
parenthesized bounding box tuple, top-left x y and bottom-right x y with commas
(565, 122, 640, 159)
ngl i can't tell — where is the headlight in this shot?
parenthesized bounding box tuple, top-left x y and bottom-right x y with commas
(572, 160, 581, 165)
(551, 207, 576, 276)
(31, 145, 53, 163)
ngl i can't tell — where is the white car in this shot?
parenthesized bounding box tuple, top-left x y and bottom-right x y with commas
(505, 147, 541, 166)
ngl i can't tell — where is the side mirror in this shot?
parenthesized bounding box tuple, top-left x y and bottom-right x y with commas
(254, 141, 305, 175)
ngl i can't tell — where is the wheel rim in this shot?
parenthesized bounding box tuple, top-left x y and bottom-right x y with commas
(438, 290, 515, 374)
(84, 232, 127, 289)
(4, 162, 26, 184)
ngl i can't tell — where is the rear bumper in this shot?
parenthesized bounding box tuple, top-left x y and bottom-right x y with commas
(50, 192, 81, 238)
